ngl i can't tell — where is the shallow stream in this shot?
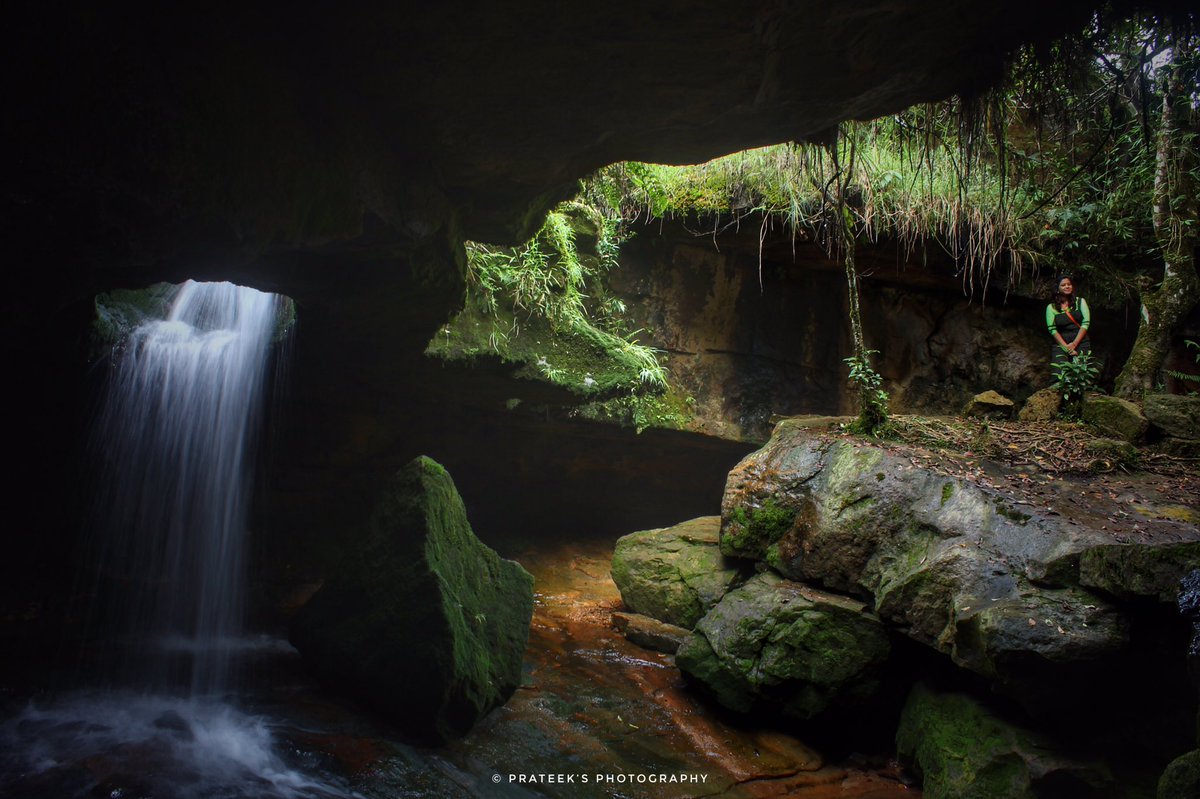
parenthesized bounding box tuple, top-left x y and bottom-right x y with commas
(1, 538, 915, 798)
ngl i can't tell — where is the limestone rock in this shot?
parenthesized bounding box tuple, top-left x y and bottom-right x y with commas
(1145, 394, 1200, 440)
(675, 572, 890, 719)
(896, 683, 1113, 799)
(1017, 387, 1061, 422)
(950, 589, 1128, 683)
(289, 456, 534, 743)
(1158, 749, 1200, 799)
(1082, 394, 1149, 442)
(611, 612, 691, 654)
(717, 423, 1187, 699)
(963, 390, 1015, 419)
(611, 516, 746, 629)
(1079, 542, 1200, 603)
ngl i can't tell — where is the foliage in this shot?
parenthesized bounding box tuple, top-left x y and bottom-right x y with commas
(1165, 339, 1200, 390)
(445, 201, 668, 396)
(844, 350, 890, 436)
(583, 125, 1045, 296)
(1052, 352, 1100, 405)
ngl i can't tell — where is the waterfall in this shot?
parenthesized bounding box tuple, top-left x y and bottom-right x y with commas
(91, 280, 282, 696)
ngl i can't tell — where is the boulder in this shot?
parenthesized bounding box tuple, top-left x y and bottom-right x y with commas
(1158, 438, 1200, 458)
(1145, 394, 1200, 440)
(1159, 749, 1200, 799)
(717, 422, 1198, 699)
(611, 612, 691, 654)
(1082, 437, 1139, 470)
(1079, 542, 1200, 603)
(1082, 394, 1149, 442)
(896, 683, 1112, 799)
(610, 516, 746, 629)
(1017, 387, 1061, 422)
(963, 390, 1015, 419)
(289, 456, 534, 743)
(675, 572, 890, 718)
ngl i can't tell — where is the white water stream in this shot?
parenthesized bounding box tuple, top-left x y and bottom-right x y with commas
(0, 281, 356, 798)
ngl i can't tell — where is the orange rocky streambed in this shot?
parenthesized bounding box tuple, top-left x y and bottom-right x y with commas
(435, 539, 917, 799)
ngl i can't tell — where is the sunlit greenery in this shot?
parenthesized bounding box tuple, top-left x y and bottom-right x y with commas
(438, 8, 1196, 432)
(431, 201, 668, 399)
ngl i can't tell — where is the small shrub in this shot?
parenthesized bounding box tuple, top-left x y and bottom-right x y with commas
(1052, 352, 1099, 404)
(845, 350, 890, 435)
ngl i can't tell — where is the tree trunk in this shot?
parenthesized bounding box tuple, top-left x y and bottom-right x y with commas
(1114, 27, 1199, 399)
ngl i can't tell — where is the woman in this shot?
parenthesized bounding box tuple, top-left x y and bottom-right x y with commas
(1045, 275, 1091, 366)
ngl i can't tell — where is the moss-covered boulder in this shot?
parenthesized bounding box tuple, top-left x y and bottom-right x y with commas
(675, 572, 890, 718)
(963, 390, 1015, 419)
(610, 516, 746, 629)
(289, 456, 534, 743)
(1158, 749, 1200, 799)
(1017, 387, 1062, 422)
(1082, 394, 1149, 442)
(897, 683, 1112, 799)
(1145, 394, 1200, 440)
(1079, 542, 1200, 603)
(718, 423, 1193, 701)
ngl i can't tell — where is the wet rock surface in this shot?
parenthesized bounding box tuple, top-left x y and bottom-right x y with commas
(0, 539, 916, 799)
(676, 572, 891, 719)
(289, 456, 534, 743)
(896, 683, 1112, 799)
(610, 516, 747, 629)
(719, 420, 1200, 710)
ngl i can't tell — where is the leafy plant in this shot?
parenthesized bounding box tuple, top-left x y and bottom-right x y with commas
(1165, 339, 1200, 392)
(446, 200, 668, 395)
(844, 350, 890, 435)
(1052, 352, 1100, 406)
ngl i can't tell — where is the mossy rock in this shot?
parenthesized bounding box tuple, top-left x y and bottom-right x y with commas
(676, 572, 890, 719)
(1144, 394, 1200, 440)
(1082, 437, 1139, 470)
(1156, 438, 1200, 458)
(1018, 388, 1061, 422)
(611, 516, 746, 629)
(1158, 749, 1200, 799)
(897, 683, 1112, 799)
(1079, 542, 1200, 603)
(1082, 394, 1149, 443)
(951, 587, 1128, 681)
(963, 390, 1015, 419)
(289, 456, 534, 743)
(721, 498, 799, 565)
(92, 283, 178, 354)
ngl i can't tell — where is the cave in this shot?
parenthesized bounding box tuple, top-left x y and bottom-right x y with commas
(3, 3, 1197, 798)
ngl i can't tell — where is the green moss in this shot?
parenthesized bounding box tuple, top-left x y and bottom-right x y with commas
(92, 283, 177, 354)
(994, 502, 1031, 524)
(897, 685, 1036, 799)
(724, 498, 796, 558)
(576, 386, 695, 433)
(940, 482, 955, 507)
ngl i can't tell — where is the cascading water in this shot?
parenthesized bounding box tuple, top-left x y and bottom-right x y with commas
(0, 281, 353, 799)
(90, 279, 280, 695)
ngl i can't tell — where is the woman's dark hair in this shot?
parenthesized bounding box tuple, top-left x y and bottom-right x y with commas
(1050, 274, 1076, 305)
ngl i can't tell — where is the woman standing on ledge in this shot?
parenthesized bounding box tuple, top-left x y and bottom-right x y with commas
(1046, 275, 1091, 366)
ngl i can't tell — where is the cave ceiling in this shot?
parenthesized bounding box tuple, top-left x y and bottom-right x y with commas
(8, 0, 1131, 292)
